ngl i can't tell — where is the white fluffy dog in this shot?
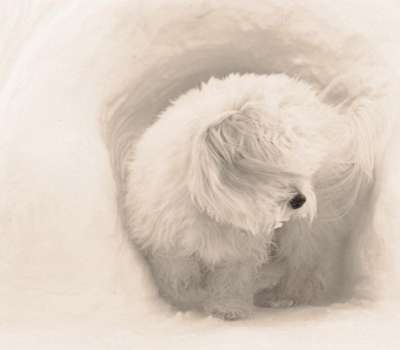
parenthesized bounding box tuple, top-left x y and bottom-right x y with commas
(125, 74, 383, 320)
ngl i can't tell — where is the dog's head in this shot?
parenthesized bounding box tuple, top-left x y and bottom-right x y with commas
(187, 74, 330, 235)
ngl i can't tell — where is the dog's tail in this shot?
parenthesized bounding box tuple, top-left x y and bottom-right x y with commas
(345, 99, 385, 176)
(318, 98, 387, 220)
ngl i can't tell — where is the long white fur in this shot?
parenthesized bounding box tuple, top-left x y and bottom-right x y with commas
(125, 73, 385, 320)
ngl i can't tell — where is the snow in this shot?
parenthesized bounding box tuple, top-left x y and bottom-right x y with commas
(1, 0, 400, 349)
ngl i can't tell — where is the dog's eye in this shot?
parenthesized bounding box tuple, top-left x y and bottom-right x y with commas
(289, 193, 306, 209)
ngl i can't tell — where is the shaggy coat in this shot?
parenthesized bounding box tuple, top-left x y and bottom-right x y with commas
(125, 74, 384, 320)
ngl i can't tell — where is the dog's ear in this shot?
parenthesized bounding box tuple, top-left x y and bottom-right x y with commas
(197, 104, 276, 170)
(188, 107, 279, 234)
(194, 107, 271, 185)
(202, 111, 248, 166)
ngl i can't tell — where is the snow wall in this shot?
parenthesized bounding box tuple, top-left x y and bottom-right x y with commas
(1, 1, 400, 349)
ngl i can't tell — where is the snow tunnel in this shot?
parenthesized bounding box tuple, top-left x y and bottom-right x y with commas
(1, 1, 400, 348)
(106, 1, 400, 303)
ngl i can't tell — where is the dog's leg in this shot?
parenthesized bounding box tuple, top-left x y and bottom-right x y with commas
(255, 263, 323, 308)
(253, 259, 298, 308)
(254, 265, 323, 308)
(146, 251, 203, 303)
(204, 261, 258, 320)
(255, 221, 328, 307)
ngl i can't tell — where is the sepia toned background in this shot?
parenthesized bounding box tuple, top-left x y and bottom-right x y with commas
(1, 0, 400, 348)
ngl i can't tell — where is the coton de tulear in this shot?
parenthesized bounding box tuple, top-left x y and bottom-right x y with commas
(125, 73, 384, 320)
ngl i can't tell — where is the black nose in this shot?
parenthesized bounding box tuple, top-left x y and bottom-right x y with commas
(289, 193, 307, 209)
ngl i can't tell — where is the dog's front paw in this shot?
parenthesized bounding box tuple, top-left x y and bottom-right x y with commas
(204, 298, 252, 321)
(254, 287, 296, 308)
(268, 299, 295, 308)
(285, 273, 323, 305)
(254, 272, 323, 308)
(254, 294, 296, 308)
